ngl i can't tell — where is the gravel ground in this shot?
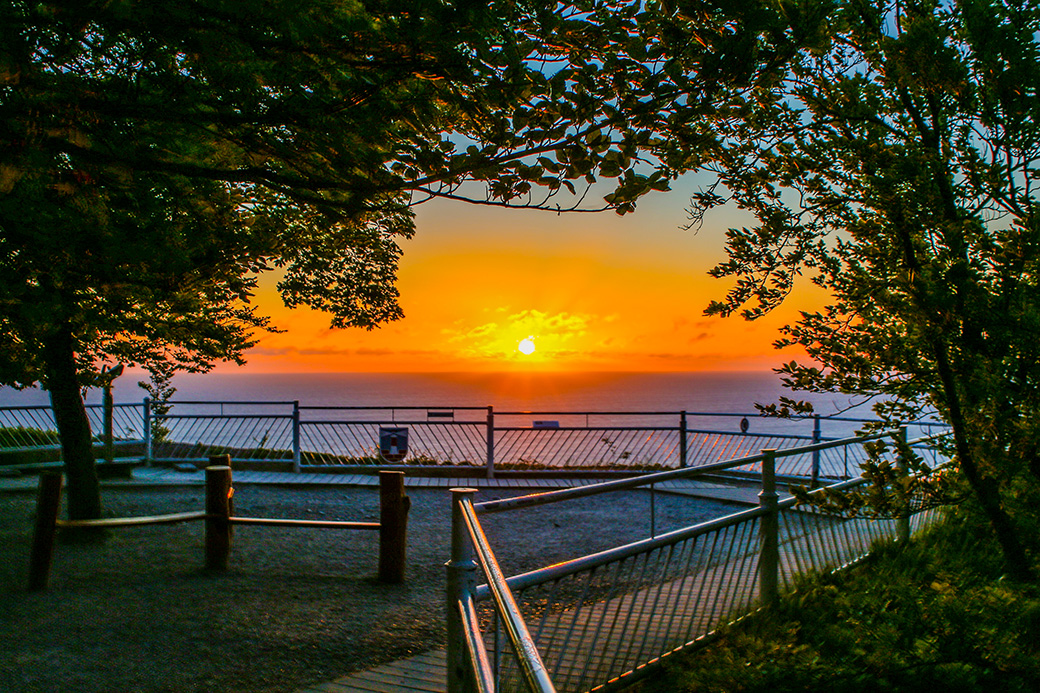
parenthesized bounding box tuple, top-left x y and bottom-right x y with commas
(0, 483, 734, 693)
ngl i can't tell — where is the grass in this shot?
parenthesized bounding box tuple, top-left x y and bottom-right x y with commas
(0, 425, 61, 449)
(635, 507, 1040, 693)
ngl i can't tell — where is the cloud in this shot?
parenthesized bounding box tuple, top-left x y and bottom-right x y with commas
(443, 322, 499, 342)
(508, 309, 589, 337)
(248, 346, 440, 357)
(441, 309, 602, 359)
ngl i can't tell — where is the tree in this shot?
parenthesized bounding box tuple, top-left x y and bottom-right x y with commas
(684, 0, 1040, 579)
(1, 0, 788, 520)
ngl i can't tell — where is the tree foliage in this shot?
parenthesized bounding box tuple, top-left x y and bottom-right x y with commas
(0, 0, 793, 518)
(688, 0, 1040, 579)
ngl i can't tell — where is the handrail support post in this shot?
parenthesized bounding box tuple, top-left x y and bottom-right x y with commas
(486, 406, 495, 480)
(292, 400, 301, 473)
(103, 384, 114, 464)
(447, 488, 479, 693)
(759, 448, 780, 607)
(810, 414, 821, 488)
(895, 426, 910, 542)
(679, 410, 687, 468)
(143, 396, 152, 466)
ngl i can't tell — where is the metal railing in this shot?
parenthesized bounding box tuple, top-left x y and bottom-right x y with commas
(446, 429, 945, 693)
(0, 402, 146, 458)
(1, 400, 948, 480)
(139, 402, 937, 478)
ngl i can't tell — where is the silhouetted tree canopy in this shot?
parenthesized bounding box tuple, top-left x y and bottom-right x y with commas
(692, 0, 1040, 580)
(0, 0, 790, 519)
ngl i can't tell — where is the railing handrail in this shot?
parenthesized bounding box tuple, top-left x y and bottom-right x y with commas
(300, 405, 490, 411)
(458, 495, 557, 693)
(0, 402, 142, 412)
(474, 430, 895, 515)
(164, 400, 296, 405)
(473, 429, 947, 596)
(449, 426, 949, 693)
(299, 418, 484, 425)
(457, 593, 496, 693)
(153, 413, 294, 420)
(476, 503, 769, 601)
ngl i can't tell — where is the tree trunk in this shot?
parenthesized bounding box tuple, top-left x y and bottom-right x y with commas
(933, 345, 1034, 581)
(43, 328, 101, 521)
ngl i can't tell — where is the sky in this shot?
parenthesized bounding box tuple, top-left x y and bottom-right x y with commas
(239, 177, 828, 373)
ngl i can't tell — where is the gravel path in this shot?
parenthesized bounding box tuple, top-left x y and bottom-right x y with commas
(0, 483, 733, 693)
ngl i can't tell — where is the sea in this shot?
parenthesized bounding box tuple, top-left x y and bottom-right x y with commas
(0, 370, 875, 439)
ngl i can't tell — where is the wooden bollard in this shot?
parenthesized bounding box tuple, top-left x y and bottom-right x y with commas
(205, 465, 233, 571)
(28, 473, 63, 591)
(209, 454, 233, 538)
(378, 471, 410, 583)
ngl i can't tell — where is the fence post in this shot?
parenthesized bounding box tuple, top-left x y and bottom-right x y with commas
(379, 471, 410, 583)
(28, 473, 63, 591)
(759, 448, 779, 607)
(679, 410, 687, 468)
(103, 384, 114, 464)
(486, 405, 495, 480)
(895, 426, 910, 542)
(143, 397, 152, 465)
(292, 400, 301, 474)
(810, 415, 821, 487)
(447, 487, 479, 693)
(205, 464, 233, 571)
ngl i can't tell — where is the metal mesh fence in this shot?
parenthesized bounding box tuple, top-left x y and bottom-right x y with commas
(150, 414, 294, 462)
(486, 514, 764, 692)
(457, 432, 948, 693)
(1, 403, 145, 450)
(300, 421, 488, 467)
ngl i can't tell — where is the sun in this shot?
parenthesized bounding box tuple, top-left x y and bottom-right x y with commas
(517, 336, 536, 355)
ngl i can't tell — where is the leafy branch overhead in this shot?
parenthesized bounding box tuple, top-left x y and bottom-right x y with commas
(690, 0, 1040, 579)
(0, 0, 791, 520)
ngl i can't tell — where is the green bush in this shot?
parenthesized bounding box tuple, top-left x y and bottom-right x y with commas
(637, 509, 1040, 693)
(0, 425, 60, 449)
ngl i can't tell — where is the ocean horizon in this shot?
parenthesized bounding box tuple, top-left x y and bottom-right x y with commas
(1, 370, 876, 439)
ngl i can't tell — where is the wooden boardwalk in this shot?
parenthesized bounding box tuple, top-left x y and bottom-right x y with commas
(298, 650, 448, 693)
(292, 514, 881, 693)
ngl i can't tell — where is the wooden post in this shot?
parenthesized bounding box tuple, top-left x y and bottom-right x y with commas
(758, 449, 779, 607)
(205, 465, 233, 571)
(209, 454, 233, 536)
(378, 471, 410, 583)
(29, 473, 63, 591)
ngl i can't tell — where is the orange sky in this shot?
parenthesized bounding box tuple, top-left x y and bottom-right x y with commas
(238, 179, 827, 373)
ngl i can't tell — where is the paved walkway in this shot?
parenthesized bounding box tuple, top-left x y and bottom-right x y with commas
(1, 464, 768, 505)
(1, 464, 774, 693)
